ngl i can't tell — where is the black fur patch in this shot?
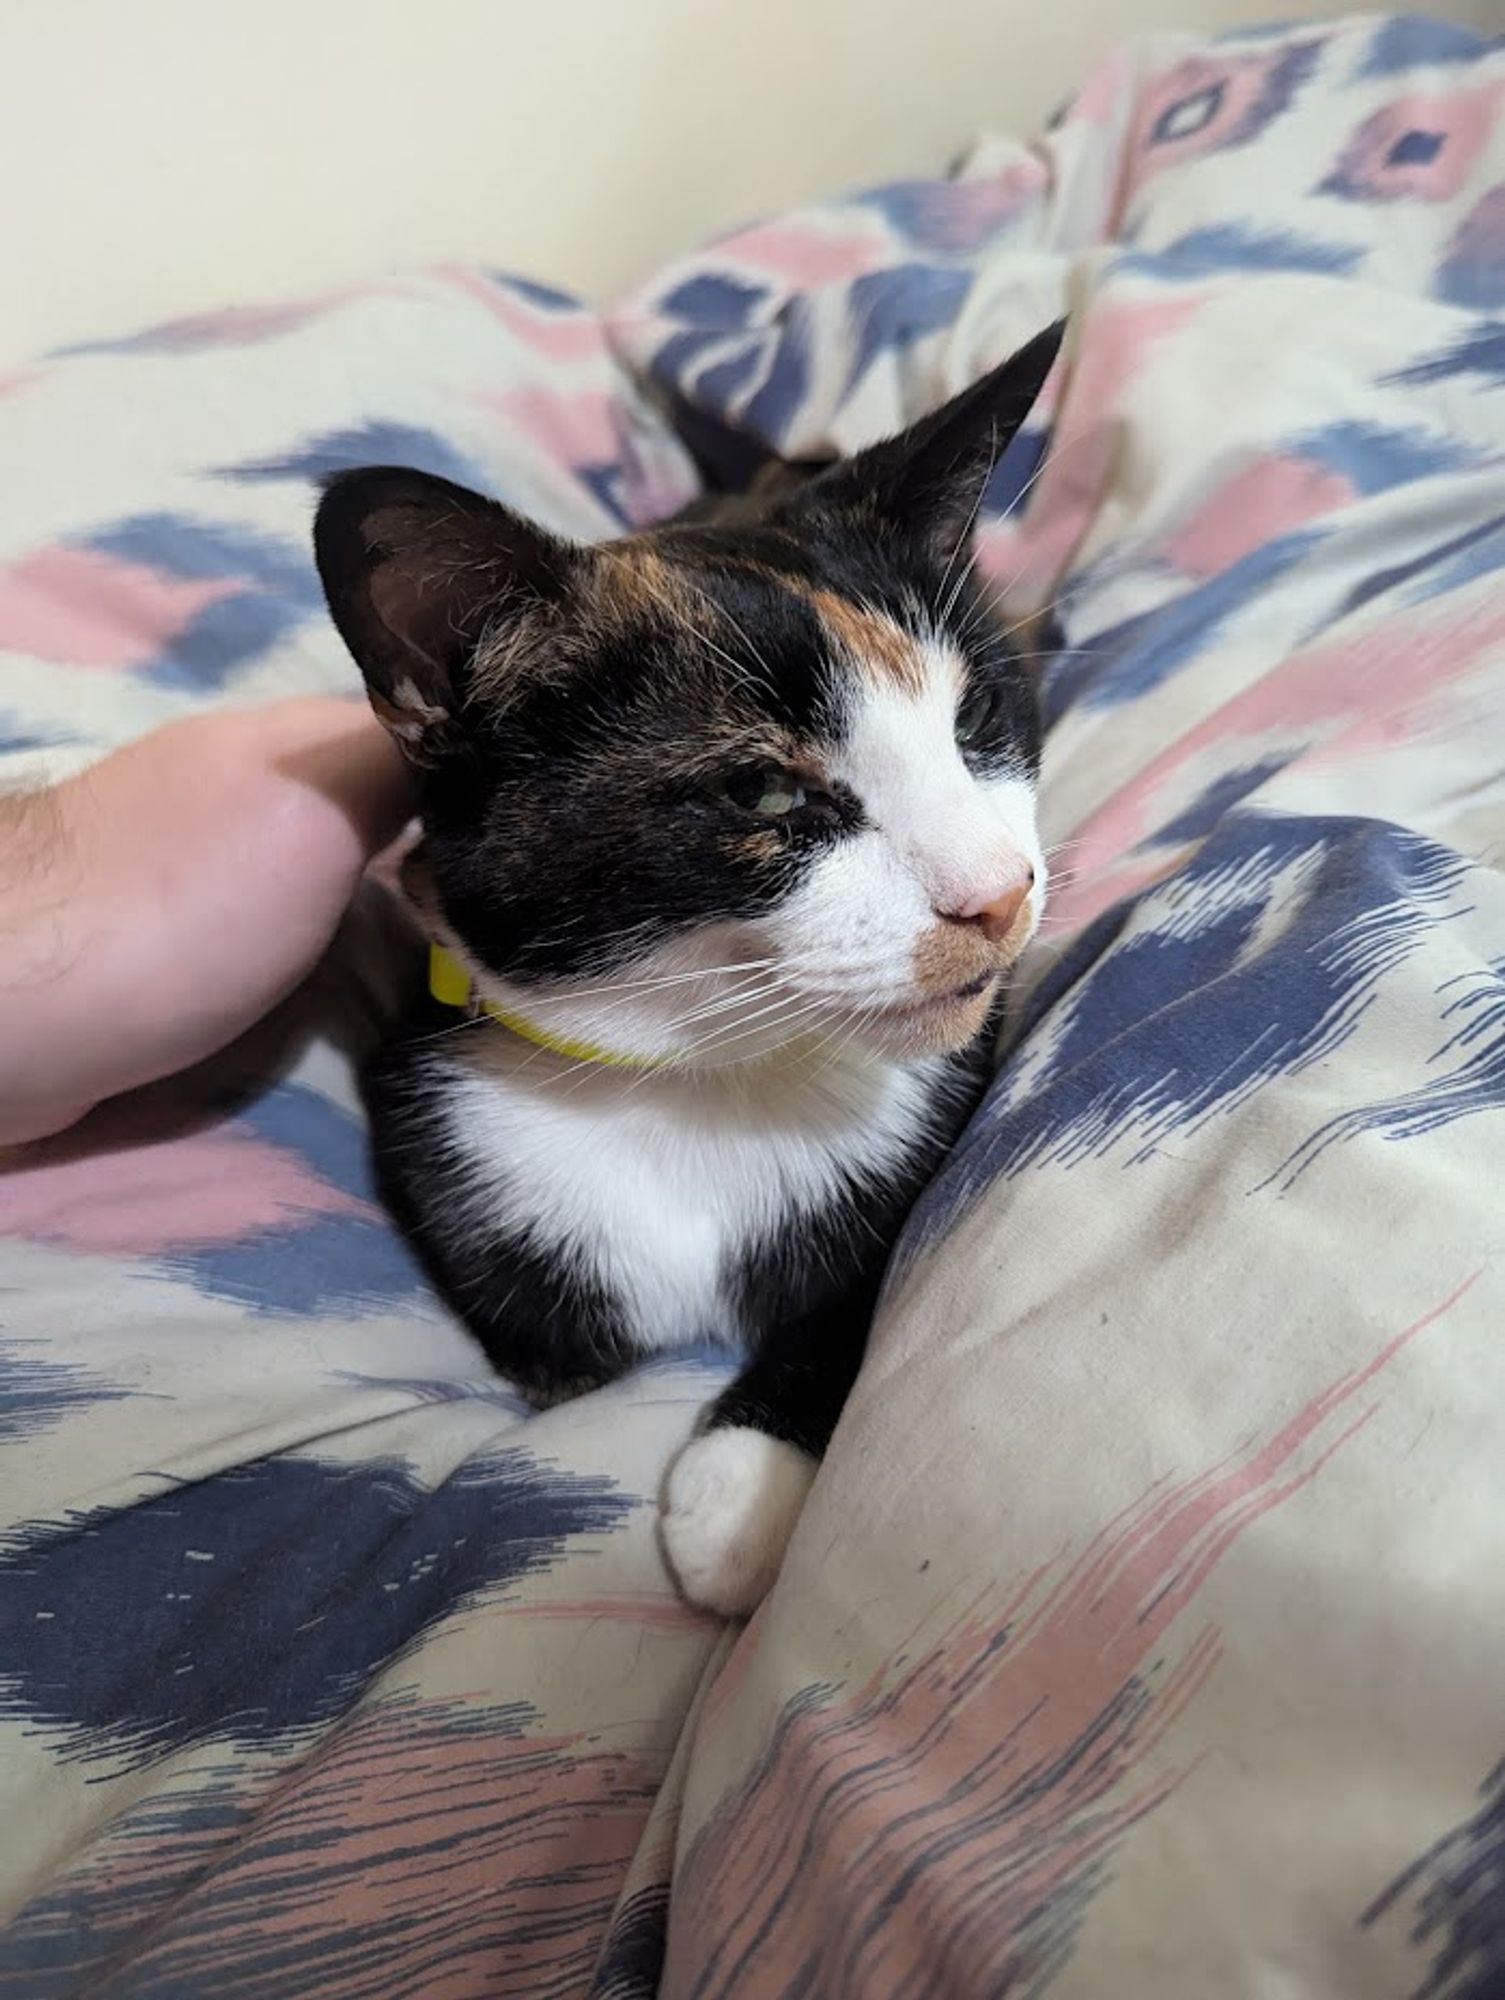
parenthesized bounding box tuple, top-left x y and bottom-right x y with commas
(364, 1005, 642, 1399)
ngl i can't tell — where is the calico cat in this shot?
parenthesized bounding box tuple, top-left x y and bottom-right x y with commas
(313, 320, 1063, 1615)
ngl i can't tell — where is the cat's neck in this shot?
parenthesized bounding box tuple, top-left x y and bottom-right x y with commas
(468, 1002, 917, 1095)
(446, 1005, 951, 1135)
(442, 936, 856, 1079)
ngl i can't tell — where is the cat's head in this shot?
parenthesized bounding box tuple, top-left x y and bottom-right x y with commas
(315, 322, 1062, 1066)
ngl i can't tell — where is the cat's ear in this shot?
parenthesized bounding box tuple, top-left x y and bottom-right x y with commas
(810, 319, 1066, 559)
(314, 467, 578, 763)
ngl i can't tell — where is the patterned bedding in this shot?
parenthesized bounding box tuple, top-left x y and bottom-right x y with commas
(2, 13, 1502, 1995)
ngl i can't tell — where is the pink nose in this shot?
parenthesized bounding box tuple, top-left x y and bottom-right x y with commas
(949, 869, 1036, 945)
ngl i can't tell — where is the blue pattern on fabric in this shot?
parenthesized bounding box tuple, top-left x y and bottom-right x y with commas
(1330, 506, 1505, 621)
(1390, 323, 1505, 387)
(492, 272, 584, 312)
(217, 421, 493, 493)
(0, 1341, 131, 1445)
(901, 816, 1472, 1258)
(1041, 532, 1324, 725)
(0, 1448, 634, 1766)
(1146, 759, 1294, 846)
(1276, 952, 1505, 1184)
(844, 265, 974, 397)
(658, 273, 769, 329)
(741, 304, 815, 442)
(0, 714, 77, 755)
(80, 515, 322, 690)
(1356, 15, 1492, 77)
(1121, 222, 1364, 279)
(1293, 418, 1480, 491)
(157, 1083, 432, 1316)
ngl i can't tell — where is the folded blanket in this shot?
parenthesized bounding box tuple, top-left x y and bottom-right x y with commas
(1, 13, 1502, 1997)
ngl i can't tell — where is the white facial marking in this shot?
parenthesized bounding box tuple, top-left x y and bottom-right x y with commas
(768, 639, 1044, 1017)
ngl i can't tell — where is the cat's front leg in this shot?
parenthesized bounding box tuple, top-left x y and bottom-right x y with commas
(660, 1273, 880, 1617)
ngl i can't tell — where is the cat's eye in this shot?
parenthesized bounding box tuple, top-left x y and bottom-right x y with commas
(722, 762, 808, 817)
(955, 681, 1005, 749)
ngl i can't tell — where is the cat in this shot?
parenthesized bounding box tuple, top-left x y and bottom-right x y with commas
(313, 320, 1063, 1615)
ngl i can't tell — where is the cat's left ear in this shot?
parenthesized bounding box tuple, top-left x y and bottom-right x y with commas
(809, 319, 1066, 559)
(314, 466, 579, 764)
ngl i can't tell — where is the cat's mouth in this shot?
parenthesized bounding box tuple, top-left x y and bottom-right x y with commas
(856, 971, 999, 1049)
(874, 971, 995, 1018)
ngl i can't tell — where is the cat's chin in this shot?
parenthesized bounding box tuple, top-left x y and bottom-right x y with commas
(851, 980, 998, 1059)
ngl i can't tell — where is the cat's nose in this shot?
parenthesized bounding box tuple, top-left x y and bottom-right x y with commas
(948, 868, 1036, 945)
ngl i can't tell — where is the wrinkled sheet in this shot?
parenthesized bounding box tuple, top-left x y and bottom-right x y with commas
(1, 13, 1503, 1996)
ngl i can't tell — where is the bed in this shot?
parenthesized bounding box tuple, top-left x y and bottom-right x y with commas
(1, 14, 1502, 1995)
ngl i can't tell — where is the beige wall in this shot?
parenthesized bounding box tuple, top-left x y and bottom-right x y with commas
(0, 0, 1494, 363)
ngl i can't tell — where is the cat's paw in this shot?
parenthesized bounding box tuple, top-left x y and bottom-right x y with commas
(661, 1427, 817, 1618)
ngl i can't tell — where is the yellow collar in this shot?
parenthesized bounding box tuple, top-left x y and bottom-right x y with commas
(428, 943, 677, 1071)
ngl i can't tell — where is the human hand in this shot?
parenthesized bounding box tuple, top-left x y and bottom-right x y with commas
(1, 696, 414, 1147)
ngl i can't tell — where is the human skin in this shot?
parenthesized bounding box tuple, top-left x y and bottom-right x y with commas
(0, 697, 413, 1147)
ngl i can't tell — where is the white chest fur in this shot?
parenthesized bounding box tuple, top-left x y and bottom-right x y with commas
(431, 1033, 946, 1353)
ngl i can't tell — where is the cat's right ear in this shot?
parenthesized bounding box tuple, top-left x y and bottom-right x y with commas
(804, 320, 1066, 561)
(313, 467, 578, 764)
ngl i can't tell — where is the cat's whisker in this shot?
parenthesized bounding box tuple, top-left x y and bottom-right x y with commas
(691, 982, 821, 1044)
(577, 987, 830, 1103)
(802, 996, 877, 1078)
(686, 989, 831, 1064)
(933, 416, 1091, 645)
(519, 979, 799, 1097)
(656, 979, 789, 1038)
(543, 958, 779, 1008)
(455, 953, 781, 1012)
(950, 567, 1067, 652)
(942, 428, 1070, 632)
(990, 416, 1085, 529)
(933, 419, 998, 628)
(403, 1011, 492, 1051)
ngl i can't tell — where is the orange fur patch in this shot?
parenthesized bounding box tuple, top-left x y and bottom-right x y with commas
(910, 919, 998, 997)
(807, 590, 932, 694)
(910, 892, 1036, 996)
(593, 544, 692, 627)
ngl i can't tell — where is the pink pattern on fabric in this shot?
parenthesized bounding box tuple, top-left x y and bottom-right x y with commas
(475, 383, 619, 468)
(1049, 595, 1505, 933)
(711, 219, 892, 287)
(0, 546, 241, 670)
(437, 268, 609, 362)
(124, 291, 360, 352)
(981, 293, 1204, 603)
(0, 1123, 372, 1256)
(1320, 83, 1505, 204)
(1166, 454, 1355, 576)
(1441, 180, 1505, 303)
(1128, 41, 1325, 184)
(1069, 43, 1137, 128)
(667, 1275, 1479, 1998)
(1041, 849, 1188, 941)
(2, 1697, 667, 2000)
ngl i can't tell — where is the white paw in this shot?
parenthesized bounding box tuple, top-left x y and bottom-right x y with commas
(661, 1427, 818, 1618)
